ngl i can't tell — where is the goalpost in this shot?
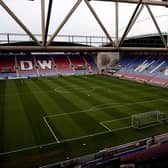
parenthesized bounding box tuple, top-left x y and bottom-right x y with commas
(131, 111, 168, 129)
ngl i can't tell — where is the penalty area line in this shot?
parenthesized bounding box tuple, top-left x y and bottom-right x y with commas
(1, 98, 167, 156)
(99, 122, 112, 132)
(0, 124, 133, 156)
(43, 117, 60, 143)
(60, 131, 109, 143)
(60, 123, 133, 143)
(100, 122, 133, 133)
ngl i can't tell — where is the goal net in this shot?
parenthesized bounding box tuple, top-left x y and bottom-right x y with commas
(131, 111, 168, 129)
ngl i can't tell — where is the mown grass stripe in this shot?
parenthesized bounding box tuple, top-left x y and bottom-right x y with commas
(68, 76, 138, 102)
(0, 80, 6, 152)
(25, 79, 64, 116)
(36, 78, 106, 139)
(46, 77, 105, 108)
(1, 76, 168, 168)
(36, 78, 81, 113)
(2, 80, 36, 152)
(77, 76, 148, 101)
(61, 76, 141, 119)
(51, 77, 130, 122)
(48, 77, 134, 123)
(46, 77, 115, 131)
(15, 80, 55, 145)
(34, 78, 86, 140)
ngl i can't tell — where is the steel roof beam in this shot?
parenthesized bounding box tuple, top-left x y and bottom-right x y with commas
(0, 46, 167, 52)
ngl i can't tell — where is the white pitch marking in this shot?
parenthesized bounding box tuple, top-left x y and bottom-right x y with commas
(0, 131, 110, 156)
(60, 131, 109, 143)
(99, 122, 112, 132)
(54, 86, 101, 94)
(0, 124, 132, 157)
(110, 126, 132, 132)
(0, 99, 167, 156)
(0, 141, 57, 156)
(43, 117, 60, 143)
(102, 116, 131, 124)
(45, 99, 164, 118)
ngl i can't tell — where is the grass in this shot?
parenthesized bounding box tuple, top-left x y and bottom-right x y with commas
(0, 75, 168, 168)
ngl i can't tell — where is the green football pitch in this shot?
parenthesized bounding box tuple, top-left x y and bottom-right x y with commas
(0, 75, 168, 167)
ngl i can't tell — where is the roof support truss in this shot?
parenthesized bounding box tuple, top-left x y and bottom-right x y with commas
(84, 0, 114, 45)
(47, 0, 82, 46)
(146, 4, 167, 48)
(119, 0, 142, 46)
(0, 0, 167, 52)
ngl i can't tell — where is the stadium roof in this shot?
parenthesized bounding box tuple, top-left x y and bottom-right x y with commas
(0, 0, 167, 52)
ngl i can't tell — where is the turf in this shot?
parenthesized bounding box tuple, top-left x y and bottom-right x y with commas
(0, 75, 168, 167)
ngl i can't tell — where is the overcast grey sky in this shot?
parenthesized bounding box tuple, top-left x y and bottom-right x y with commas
(0, 0, 168, 39)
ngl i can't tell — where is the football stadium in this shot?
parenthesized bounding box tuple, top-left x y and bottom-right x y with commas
(0, 0, 168, 168)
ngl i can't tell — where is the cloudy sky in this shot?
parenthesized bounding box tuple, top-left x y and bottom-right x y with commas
(0, 0, 167, 42)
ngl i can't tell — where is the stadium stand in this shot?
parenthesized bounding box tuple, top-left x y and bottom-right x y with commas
(17, 55, 38, 78)
(114, 55, 168, 87)
(35, 54, 57, 77)
(84, 55, 97, 73)
(40, 133, 168, 168)
(0, 53, 97, 79)
(52, 54, 73, 74)
(69, 54, 88, 75)
(0, 55, 17, 78)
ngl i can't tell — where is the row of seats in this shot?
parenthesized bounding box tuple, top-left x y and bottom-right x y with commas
(114, 55, 168, 87)
(0, 54, 97, 78)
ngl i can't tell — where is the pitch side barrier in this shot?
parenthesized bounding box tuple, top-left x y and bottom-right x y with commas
(106, 74, 168, 89)
(40, 132, 168, 168)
